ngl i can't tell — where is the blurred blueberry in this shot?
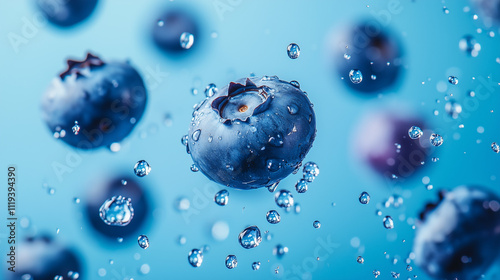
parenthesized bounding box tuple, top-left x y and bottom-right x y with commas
(85, 176, 150, 240)
(36, 0, 98, 27)
(471, 0, 500, 25)
(335, 21, 403, 94)
(41, 53, 147, 150)
(152, 8, 199, 53)
(353, 110, 430, 181)
(414, 186, 500, 279)
(187, 76, 316, 189)
(5, 235, 83, 280)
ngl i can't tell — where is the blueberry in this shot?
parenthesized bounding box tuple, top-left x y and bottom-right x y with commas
(5, 235, 82, 280)
(36, 0, 98, 27)
(413, 186, 500, 280)
(41, 53, 147, 149)
(84, 175, 151, 240)
(335, 21, 403, 94)
(353, 110, 430, 180)
(471, 0, 500, 25)
(153, 9, 199, 53)
(187, 76, 316, 190)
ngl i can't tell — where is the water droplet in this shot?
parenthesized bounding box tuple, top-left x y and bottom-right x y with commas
(54, 276, 63, 280)
(383, 216, 394, 229)
(287, 104, 299, 115)
(99, 196, 134, 226)
(47, 187, 56, 195)
(445, 100, 462, 119)
(252, 261, 261, 270)
(295, 179, 308, 193)
(157, 20, 164, 27)
(175, 197, 190, 211)
(443, 6, 450, 14)
(430, 133, 444, 147)
(287, 43, 300, 59)
(268, 133, 284, 147)
(275, 190, 294, 208)
(225, 255, 238, 269)
(294, 203, 301, 214)
(266, 210, 281, 224)
(373, 270, 381, 278)
(238, 225, 262, 249)
(266, 159, 282, 172)
(406, 265, 413, 271)
(313, 220, 321, 228)
(371, 74, 377, 80)
(188, 249, 203, 267)
(192, 129, 201, 141)
(344, 53, 351, 60)
(72, 121, 80, 135)
(67, 271, 79, 279)
(190, 164, 199, 172)
(290, 80, 300, 88)
(303, 162, 319, 182)
(214, 189, 229, 206)
(266, 181, 279, 193)
(205, 83, 218, 97)
(273, 244, 289, 258)
(459, 35, 481, 57)
(180, 32, 194, 49)
(357, 256, 364, 264)
(391, 271, 400, 278)
(426, 184, 434, 190)
(359, 192, 370, 204)
(349, 69, 363, 84)
(138, 235, 149, 249)
(134, 160, 151, 177)
(408, 126, 423, 139)
(448, 76, 459, 85)
(492, 142, 500, 153)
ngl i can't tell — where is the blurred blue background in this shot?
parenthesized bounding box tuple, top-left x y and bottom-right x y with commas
(1, 0, 499, 279)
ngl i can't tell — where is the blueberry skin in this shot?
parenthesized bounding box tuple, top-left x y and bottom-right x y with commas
(5, 235, 83, 280)
(41, 53, 147, 150)
(414, 186, 500, 280)
(187, 76, 316, 190)
(353, 111, 430, 180)
(36, 0, 98, 27)
(335, 21, 403, 94)
(153, 9, 198, 53)
(84, 176, 150, 240)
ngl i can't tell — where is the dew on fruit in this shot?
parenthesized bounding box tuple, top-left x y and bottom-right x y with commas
(359, 191, 370, 204)
(181, 134, 189, 146)
(290, 80, 300, 88)
(430, 134, 444, 147)
(266, 210, 281, 224)
(313, 220, 321, 228)
(287, 43, 300, 59)
(192, 129, 201, 141)
(267, 159, 282, 172)
(72, 121, 80, 135)
(383, 216, 394, 229)
(238, 225, 262, 249)
(188, 249, 203, 267)
(408, 126, 423, 139)
(205, 83, 218, 97)
(267, 181, 279, 193)
(180, 32, 194, 49)
(190, 164, 199, 172)
(99, 196, 134, 226)
(275, 190, 294, 208)
(138, 235, 149, 249)
(225, 255, 238, 269)
(214, 189, 229, 206)
(295, 179, 308, 193)
(349, 69, 363, 84)
(134, 160, 151, 177)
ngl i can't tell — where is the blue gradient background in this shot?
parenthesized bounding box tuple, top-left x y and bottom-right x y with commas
(1, 0, 500, 279)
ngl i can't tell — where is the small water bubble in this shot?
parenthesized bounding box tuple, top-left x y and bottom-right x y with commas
(430, 133, 444, 147)
(157, 20, 164, 27)
(99, 196, 134, 226)
(344, 53, 351, 60)
(295, 179, 308, 193)
(188, 249, 203, 267)
(357, 256, 364, 264)
(313, 220, 321, 229)
(72, 121, 80, 135)
(408, 126, 423, 139)
(349, 69, 363, 84)
(191, 88, 198, 96)
(287, 43, 300, 59)
(180, 32, 194, 49)
(443, 6, 449, 14)
(459, 35, 481, 57)
(192, 129, 201, 141)
(406, 265, 413, 271)
(303, 162, 319, 182)
(67, 271, 79, 279)
(205, 83, 218, 97)
(181, 134, 189, 146)
(54, 276, 63, 280)
(190, 164, 199, 172)
(287, 104, 299, 115)
(383, 216, 394, 229)
(238, 225, 262, 249)
(266, 210, 281, 224)
(175, 197, 190, 211)
(371, 74, 377, 80)
(138, 235, 149, 249)
(273, 244, 289, 258)
(252, 261, 261, 270)
(214, 189, 229, 206)
(275, 190, 294, 208)
(47, 187, 56, 195)
(376, 210, 382, 216)
(134, 160, 151, 177)
(448, 76, 459, 85)
(492, 142, 500, 153)
(294, 203, 301, 214)
(225, 255, 238, 269)
(74, 197, 80, 204)
(359, 191, 370, 204)
(445, 100, 462, 119)
(290, 80, 300, 88)
(373, 270, 381, 278)
(426, 184, 434, 190)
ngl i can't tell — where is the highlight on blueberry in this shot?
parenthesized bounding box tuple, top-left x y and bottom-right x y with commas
(41, 53, 147, 150)
(36, 0, 99, 27)
(186, 76, 316, 189)
(413, 185, 500, 280)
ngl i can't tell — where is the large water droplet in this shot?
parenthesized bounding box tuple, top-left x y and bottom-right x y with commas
(287, 43, 300, 59)
(275, 190, 294, 208)
(430, 133, 444, 147)
(214, 189, 229, 206)
(266, 210, 281, 224)
(303, 162, 319, 182)
(448, 76, 459, 85)
(134, 160, 151, 177)
(359, 192, 370, 204)
(99, 196, 134, 226)
(180, 32, 194, 49)
(225, 255, 238, 269)
(138, 235, 149, 249)
(408, 126, 423, 139)
(349, 69, 363, 84)
(238, 225, 262, 249)
(295, 179, 308, 193)
(357, 256, 364, 264)
(383, 216, 394, 229)
(188, 249, 203, 267)
(267, 159, 282, 172)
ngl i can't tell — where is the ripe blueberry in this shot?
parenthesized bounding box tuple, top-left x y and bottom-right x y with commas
(335, 21, 403, 94)
(413, 186, 500, 280)
(153, 9, 199, 53)
(187, 76, 316, 190)
(41, 53, 147, 150)
(36, 0, 98, 27)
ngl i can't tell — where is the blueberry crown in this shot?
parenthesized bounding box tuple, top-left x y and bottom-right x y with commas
(59, 52, 105, 79)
